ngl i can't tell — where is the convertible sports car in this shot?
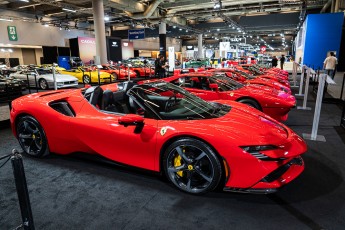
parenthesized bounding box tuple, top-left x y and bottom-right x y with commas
(60, 67, 114, 84)
(120, 64, 155, 78)
(10, 81, 307, 194)
(206, 68, 292, 94)
(162, 73, 296, 121)
(9, 68, 79, 90)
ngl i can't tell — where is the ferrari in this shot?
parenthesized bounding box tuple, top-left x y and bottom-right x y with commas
(161, 73, 296, 121)
(100, 64, 137, 80)
(60, 67, 114, 84)
(10, 81, 306, 195)
(206, 68, 292, 94)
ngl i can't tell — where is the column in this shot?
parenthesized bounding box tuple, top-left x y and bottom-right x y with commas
(159, 22, 167, 60)
(92, 0, 107, 64)
(198, 34, 203, 59)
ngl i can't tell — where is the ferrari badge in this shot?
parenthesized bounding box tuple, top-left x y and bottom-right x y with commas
(160, 127, 168, 136)
(230, 93, 234, 97)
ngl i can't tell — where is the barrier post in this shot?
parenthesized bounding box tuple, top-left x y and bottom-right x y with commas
(11, 150, 35, 230)
(295, 65, 305, 96)
(26, 74, 31, 94)
(52, 66, 57, 90)
(97, 68, 100, 85)
(303, 74, 327, 142)
(291, 62, 299, 88)
(34, 74, 38, 93)
(128, 66, 131, 81)
(297, 68, 312, 110)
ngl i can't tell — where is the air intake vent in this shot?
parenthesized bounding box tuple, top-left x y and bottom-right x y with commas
(49, 101, 75, 117)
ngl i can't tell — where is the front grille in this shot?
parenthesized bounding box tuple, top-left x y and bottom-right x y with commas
(261, 157, 303, 183)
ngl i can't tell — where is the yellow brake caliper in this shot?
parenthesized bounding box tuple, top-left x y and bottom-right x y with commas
(174, 152, 184, 177)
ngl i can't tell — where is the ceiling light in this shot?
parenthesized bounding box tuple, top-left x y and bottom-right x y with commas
(217, 28, 220, 31)
(62, 8, 76, 13)
(44, 24, 49, 27)
(179, 28, 182, 31)
(173, 25, 176, 28)
(104, 16, 110, 21)
(0, 18, 13, 22)
(20, 0, 29, 2)
(186, 29, 188, 32)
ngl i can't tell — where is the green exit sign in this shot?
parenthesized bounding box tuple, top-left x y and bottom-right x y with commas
(7, 26, 18, 41)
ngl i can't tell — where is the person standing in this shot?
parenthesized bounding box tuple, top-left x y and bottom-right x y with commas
(271, 56, 278, 68)
(323, 52, 338, 79)
(155, 54, 167, 78)
(280, 55, 285, 70)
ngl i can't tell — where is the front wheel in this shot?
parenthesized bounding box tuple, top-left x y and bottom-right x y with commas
(83, 75, 91, 84)
(39, 78, 48, 90)
(163, 138, 222, 194)
(16, 116, 49, 157)
(238, 98, 261, 111)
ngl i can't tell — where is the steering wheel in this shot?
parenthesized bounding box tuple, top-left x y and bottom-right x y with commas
(165, 95, 177, 112)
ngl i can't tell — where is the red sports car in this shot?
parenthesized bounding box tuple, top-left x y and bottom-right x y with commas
(120, 64, 155, 78)
(10, 81, 306, 194)
(236, 66, 290, 87)
(163, 73, 296, 121)
(100, 64, 137, 80)
(206, 68, 292, 94)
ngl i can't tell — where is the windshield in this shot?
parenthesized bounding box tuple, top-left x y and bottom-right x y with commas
(128, 82, 230, 120)
(36, 69, 52, 75)
(210, 75, 244, 91)
(234, 70, 255, 79)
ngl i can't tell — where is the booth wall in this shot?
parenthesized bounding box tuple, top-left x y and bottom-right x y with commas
(303, 13, 344, 69)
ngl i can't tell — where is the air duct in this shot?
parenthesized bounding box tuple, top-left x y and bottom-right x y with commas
(321, 0, 332, 13)
(126, 0, 164, 19)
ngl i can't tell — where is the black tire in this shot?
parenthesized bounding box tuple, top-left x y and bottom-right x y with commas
(83, 75, 91, 84)
(111, 73, 118, 81)
(16, 116, 49, 158)
(238, 98, 261, 111)
(38, 78, 48, 90)
(135, 70, 140, 78)
(163, 138, 222, 194)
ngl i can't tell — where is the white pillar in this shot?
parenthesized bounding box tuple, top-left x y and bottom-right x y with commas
(92, 0, 107, 64)
(198, 34, 203, 59)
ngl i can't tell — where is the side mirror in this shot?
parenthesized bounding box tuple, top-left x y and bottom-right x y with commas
(209, 83, 219, 92)
(118, 114, 144, 134)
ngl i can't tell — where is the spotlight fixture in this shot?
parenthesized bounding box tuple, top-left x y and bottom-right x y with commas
(173, 25, 176, 28)
(213, 1, 222, 10)
(104, 16, 110, 21)
(62, 8, 76, 13)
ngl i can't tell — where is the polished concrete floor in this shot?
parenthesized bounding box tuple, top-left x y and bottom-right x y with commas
(0, 84, 345, 230)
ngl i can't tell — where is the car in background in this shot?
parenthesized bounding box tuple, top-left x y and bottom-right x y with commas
(163, 73, 296, 121)
(184, 59, 209, 68)
(9, 68, 78, 90)
(120, 64, 155, 78)
(100, 64, 137, 80)
(10, 81, 307, 195)
(206, 68, 291, 94)
(60, 67, 114, 84)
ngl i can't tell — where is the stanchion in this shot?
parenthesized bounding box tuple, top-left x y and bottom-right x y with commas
(291, 62, 299, 88)
(296, 65, 305, 96)
(26, 74, 31, 94)
(34, 74, 38, 93)
(11, 149, 35, 230)
(52, 66, 57, 90)
(297, 68, 312, 110)
(303, 74, 327, 142)
(127, 66, 131, 81)
(97, 68, 101, 85)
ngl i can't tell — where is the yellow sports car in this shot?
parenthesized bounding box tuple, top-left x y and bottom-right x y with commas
(60, 67, 115, 84)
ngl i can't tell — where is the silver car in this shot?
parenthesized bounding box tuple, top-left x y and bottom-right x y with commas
(9, 68, 79, 90)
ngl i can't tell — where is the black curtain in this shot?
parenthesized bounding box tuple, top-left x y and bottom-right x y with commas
(69, 38, 79, 57)
(42, 46, 58, 64)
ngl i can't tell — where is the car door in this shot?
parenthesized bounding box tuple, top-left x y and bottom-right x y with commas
(183, 76, 220, 100)
(70, 106, 158, 171)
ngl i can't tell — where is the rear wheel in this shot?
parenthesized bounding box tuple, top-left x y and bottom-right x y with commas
(238, 98, 261, 111)
(163, 138, 222, 194)
(39, 78, 48, 90)
(16, 116, 49, 157)
(83, 75, 91, 84)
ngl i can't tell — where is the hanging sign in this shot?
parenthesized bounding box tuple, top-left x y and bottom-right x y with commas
(7, 26, 18, 41)
(168, 47, 175, 71)
(128, 29, 145, 40)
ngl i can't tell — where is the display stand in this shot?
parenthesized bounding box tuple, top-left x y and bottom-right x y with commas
(297, 68, 312, 110)
(295, 65, 305, 96)
(303, 74, 327, 142)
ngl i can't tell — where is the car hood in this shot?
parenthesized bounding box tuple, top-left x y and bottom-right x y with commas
(208, 106, 289, 146)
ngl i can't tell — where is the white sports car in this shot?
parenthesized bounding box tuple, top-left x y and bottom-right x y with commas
(10, 68, 79, 90)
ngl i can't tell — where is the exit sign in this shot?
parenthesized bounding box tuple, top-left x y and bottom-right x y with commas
(7, 26, 18, 41)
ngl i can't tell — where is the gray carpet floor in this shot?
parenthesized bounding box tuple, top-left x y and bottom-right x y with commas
(0, 85, 345, 230)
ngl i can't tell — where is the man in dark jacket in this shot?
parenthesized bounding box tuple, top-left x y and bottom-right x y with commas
(280, 55, 286, 70)
(271, 56, 278, 67)
(155, 54, 167, 78)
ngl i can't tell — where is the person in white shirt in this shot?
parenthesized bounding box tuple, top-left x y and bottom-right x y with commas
(323, 52, 338, 79)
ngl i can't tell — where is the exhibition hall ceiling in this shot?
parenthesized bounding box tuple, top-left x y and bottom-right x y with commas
(0, 0, 336, 49)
